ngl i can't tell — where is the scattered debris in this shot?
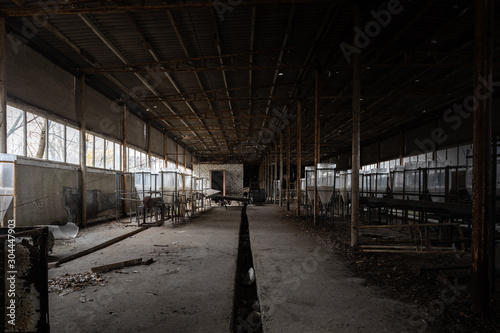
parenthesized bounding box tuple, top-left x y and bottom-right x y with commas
(49, 272, 107, 294)
(143, 258, 156, 265)
(91, 258, 143, 273)
(246, 311, 261, 325)
(242, 267, 255, 286)
(56, 227, 147, 267)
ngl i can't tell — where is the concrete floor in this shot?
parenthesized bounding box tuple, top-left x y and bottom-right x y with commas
(48, 204, 423, 332)
(247, 205, 421, 333)
(48, 207, 240, 333)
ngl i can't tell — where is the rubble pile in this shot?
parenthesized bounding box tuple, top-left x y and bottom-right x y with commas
(48, 272, 107, 295)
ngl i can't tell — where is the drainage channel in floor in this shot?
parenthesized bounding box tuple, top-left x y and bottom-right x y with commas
(232, 205, 263, 333)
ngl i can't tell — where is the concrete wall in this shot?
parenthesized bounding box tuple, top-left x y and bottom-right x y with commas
(198, 163, 244, 196)
(6, 41, 77, 123)
(86, 87, 121, 142)
(14, 157, 79, 226)
(150, 127, 164, 157)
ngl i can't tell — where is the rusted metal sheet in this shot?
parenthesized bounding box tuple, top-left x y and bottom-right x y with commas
(1, 227, 50, 332)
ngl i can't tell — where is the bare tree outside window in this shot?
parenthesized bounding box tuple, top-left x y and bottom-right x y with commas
(6, 106, 24, 155)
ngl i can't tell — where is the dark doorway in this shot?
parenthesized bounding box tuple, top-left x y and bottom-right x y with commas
(211, 170, 226, 195)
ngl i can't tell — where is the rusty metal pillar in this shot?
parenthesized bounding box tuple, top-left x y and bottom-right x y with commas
(147, 121, 151, 168)
(175, 140, 179, 169)
(121, 104, 127, 217)
(164, 133, 168, 168)
(79, 75, 87, 227)
(0, 18, 6, 154)
(279, 132, 284, 207)
(471, 0, 494, 315)
(286, 125, 291, 211)
(274, 141, 278, 204)
(296, 100, 302, 217)
(351, 4, 361, 247)
(314, 71, 320, 226)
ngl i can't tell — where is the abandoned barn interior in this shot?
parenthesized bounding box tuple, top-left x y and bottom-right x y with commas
(0, 0, 499, 332)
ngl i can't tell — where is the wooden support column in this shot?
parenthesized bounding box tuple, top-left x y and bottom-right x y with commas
(279, 132, 284, 207)
(286, 125, 291, 211)
(274, 141, 278, 204)
(164, 133, 168, 168)
(399, 131, 404, 165)
(351, 4, 361, 247)
(0, 18, 6, 154)
(314, 71, 320, 226)
(175, 140, 179, 169)
(122, 105, 127, 172)
(184, 147, 187, 171)
(147, 121, 151, 168)
(121, 104, 127, 217)
(79, 75, 87, 227)
(296, 100, 302, 217)
(471, 0, 494, 315)
(264, 154, 267, 196)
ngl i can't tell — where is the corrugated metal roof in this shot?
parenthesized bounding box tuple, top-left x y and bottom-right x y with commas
(2, 0, 499, 163)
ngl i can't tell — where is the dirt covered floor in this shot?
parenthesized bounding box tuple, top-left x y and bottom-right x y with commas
(47, 208, 240, 333)
(277, 205, 500, 333)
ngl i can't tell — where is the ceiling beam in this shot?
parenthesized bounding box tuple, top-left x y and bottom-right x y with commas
(77, 13, 209, 151)
(259, 5, 296, 143)
(166, 10, 225, 150)
(1, 0, 345, 16)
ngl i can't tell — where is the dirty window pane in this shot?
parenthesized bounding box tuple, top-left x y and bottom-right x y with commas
(66, 127, 80, 165)
(48, 120, 65, 162)
(94, 136, 105, 169)
(105, 140, 114, 170)
(26, 112, 46, 159)
(6, 106, 25, 156)
(86, 133, 94, 167)
(114, 143, 121, 171)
